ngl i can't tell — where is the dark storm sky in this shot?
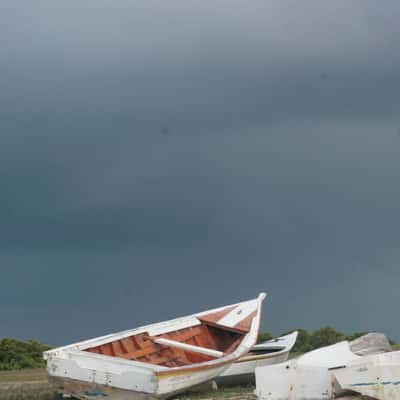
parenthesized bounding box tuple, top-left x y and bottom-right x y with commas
(1, 1, 400, 345)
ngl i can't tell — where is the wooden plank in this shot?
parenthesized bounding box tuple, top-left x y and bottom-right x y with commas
(151, 337, 224, 358)
(128, 344, 160, 360)
(148, 356, 169, 365)
(120, 337, 136, 353)
(100, 343, 114, 356)
(112, 338, 160, 360)
(88, 347, 100, 354)
(111, 341, 123, 355)
(165, 326, 204, 343)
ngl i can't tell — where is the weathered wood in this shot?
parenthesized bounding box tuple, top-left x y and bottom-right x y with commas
(150, 337, 224, 358)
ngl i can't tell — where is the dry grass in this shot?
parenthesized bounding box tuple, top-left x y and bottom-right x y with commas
(178, 385, 255, 400)
(0, 370, 47, 383)
(0, 369, 55, 400)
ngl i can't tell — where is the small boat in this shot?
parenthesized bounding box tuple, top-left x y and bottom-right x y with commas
(256, 340, 361, 400)
(255, 333, 392, 400)
(215, 331, 298, 386)
(44, 293, 266, 400)
(333, 350, 400, 400)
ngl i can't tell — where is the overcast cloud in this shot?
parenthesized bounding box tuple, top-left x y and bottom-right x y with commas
(1, 1, 400, 345)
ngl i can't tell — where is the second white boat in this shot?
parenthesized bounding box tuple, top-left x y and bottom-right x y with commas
(215, 331, 298, 386)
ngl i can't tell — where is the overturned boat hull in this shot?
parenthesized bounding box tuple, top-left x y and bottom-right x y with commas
(44, 293, 266, 399)
(333, 351, 400, 400)
(255, 333, 393, 400)
(256, 341, 360, 400)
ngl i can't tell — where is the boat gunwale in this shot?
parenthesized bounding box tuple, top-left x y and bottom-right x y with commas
(252, 331, 298, 351)
(44, 317, 201, 359)
(44, 300, 257, 359)
(235, 349, 291, 363)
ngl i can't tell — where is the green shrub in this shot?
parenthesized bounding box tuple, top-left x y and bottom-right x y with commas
(0, 338, 51, 371)
(257, 331, 273, 343)
(258, 327, 398, 354)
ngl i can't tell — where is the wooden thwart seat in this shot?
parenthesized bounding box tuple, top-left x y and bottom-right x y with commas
(148, 337, 224, 358)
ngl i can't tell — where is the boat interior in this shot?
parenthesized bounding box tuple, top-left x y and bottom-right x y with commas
(85, 314, 250, 368)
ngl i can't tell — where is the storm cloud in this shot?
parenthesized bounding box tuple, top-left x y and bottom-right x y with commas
(1, 0, 400, 345)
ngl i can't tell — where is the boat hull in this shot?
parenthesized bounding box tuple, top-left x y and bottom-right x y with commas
(216, 331, 298, 387)
(48, 365, 229, 400)
(333, 351, 400, 400)
(46, 355, 230, 399)
(255, 341, 361, 400)
(215, 351, 290, 386)
(156, 364, 229, 395)
(48, 375, 158, 400)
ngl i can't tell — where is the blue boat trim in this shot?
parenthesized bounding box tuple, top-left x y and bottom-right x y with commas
(351, 381, 400, 387)
(351, 383, 375, 387)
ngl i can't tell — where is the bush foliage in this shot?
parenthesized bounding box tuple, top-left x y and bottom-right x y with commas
(259, 326, 397, 354)
(0, 338, 51, 371)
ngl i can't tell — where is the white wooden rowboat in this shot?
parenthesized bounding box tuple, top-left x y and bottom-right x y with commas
(44, 292, 266, 400)
(215, 331, 298, 386)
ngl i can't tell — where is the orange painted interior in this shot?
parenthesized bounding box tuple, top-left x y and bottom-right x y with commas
(86, 322, 245, 368)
